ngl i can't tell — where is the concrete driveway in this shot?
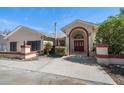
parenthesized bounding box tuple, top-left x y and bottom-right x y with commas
(0, 56, 116, 84)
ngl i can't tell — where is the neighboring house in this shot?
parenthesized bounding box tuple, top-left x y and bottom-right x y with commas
(48, 33, 66, 46)
(61, 19, 97, 56)
(3, 25, 45, 52)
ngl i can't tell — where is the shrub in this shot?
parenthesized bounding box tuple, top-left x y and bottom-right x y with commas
(49, 45, 55, 55)
(44, 42, 52, 49)
(44, 42, 52, 55)
(55, 46, 67, 56)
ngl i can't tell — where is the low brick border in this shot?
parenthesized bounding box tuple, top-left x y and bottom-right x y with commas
(20, 45, 31, 48)
(96, 44, 108, 48)
(96, 44, 124, 65)
(0, 51, 37, 56)
(0, 51, 37, 59)
(96, 54, 124, 59)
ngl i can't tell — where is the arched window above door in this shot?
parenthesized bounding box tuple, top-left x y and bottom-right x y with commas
(74, 33, 84, 39)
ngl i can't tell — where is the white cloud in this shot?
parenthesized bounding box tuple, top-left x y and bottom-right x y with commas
(0, 19, 8, 24)
(0, 18, 50, 34)
(0, 18, 18, 31)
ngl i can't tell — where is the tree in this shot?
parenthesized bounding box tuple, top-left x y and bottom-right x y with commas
(96, 11, 124, 54)
(120, 8, 124, 14)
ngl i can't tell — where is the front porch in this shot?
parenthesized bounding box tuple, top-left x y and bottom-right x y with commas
(65, 27, 90, 56)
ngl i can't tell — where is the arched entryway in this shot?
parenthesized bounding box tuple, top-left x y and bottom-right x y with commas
(69, 27, 89, 56)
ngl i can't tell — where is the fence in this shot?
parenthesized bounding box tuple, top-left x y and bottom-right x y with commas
(96, 44, 124, 65)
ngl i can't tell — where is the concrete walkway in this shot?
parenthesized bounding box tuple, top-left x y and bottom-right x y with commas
(40, 57, 116, 84)
(0, 56, 116, 84)
(0, 66, 106, 85)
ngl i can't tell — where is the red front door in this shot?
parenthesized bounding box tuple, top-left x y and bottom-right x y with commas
(74, 40, 84, 52)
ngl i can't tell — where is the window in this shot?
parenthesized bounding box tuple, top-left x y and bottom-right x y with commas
(59, 40, 65, 46)
(27, 41, 41, 51)
(10, 42, 17, 51)
(0, 44, 6, 51)
(74, 34, 84, 39)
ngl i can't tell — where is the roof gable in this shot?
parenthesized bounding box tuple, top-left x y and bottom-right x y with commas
(4, 25, 45, 39)
(61, 19, 96, 32)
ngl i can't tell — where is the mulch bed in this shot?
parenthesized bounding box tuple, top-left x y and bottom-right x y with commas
(103, 65, 124, 85)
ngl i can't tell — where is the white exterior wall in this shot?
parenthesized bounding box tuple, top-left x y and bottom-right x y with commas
(6, 41, 10, 51)
(96, 47, 108, 55)
(0, 35, 7, 51)
(71, 39, 74, 52)
(109, 58, 124, 65)
(89, 30, 96, 52)
(41, 38, 44, 50)
(89, 35, 92, 52)
(17, 41, 23, 52)
(65, 36, 69, 54)
(97, 58, 110, 65)
(6, 27, 43, 52)
(21, 47, 30, 53)
(97, 58, 124, 65)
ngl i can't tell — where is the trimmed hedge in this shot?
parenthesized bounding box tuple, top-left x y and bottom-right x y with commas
(55, 46, 67, 56)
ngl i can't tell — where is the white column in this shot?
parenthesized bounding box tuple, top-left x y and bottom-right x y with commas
(66, 36, 69, 55)
(21, 45, 31, 53)
(96, 44, 109, 65)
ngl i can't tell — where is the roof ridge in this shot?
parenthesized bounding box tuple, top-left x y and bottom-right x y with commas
(4, 25, 46, 39)
(61, 19, 96, 32)
(20, 25, 46, 35)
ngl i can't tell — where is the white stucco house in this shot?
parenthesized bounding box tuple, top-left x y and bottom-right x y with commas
(1, 25, 45, 52)
(0, 19, 97, 57)
(61, 19, 97, 56)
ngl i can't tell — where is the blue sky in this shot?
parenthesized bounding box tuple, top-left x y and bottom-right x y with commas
(0, 7, 120, 33)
